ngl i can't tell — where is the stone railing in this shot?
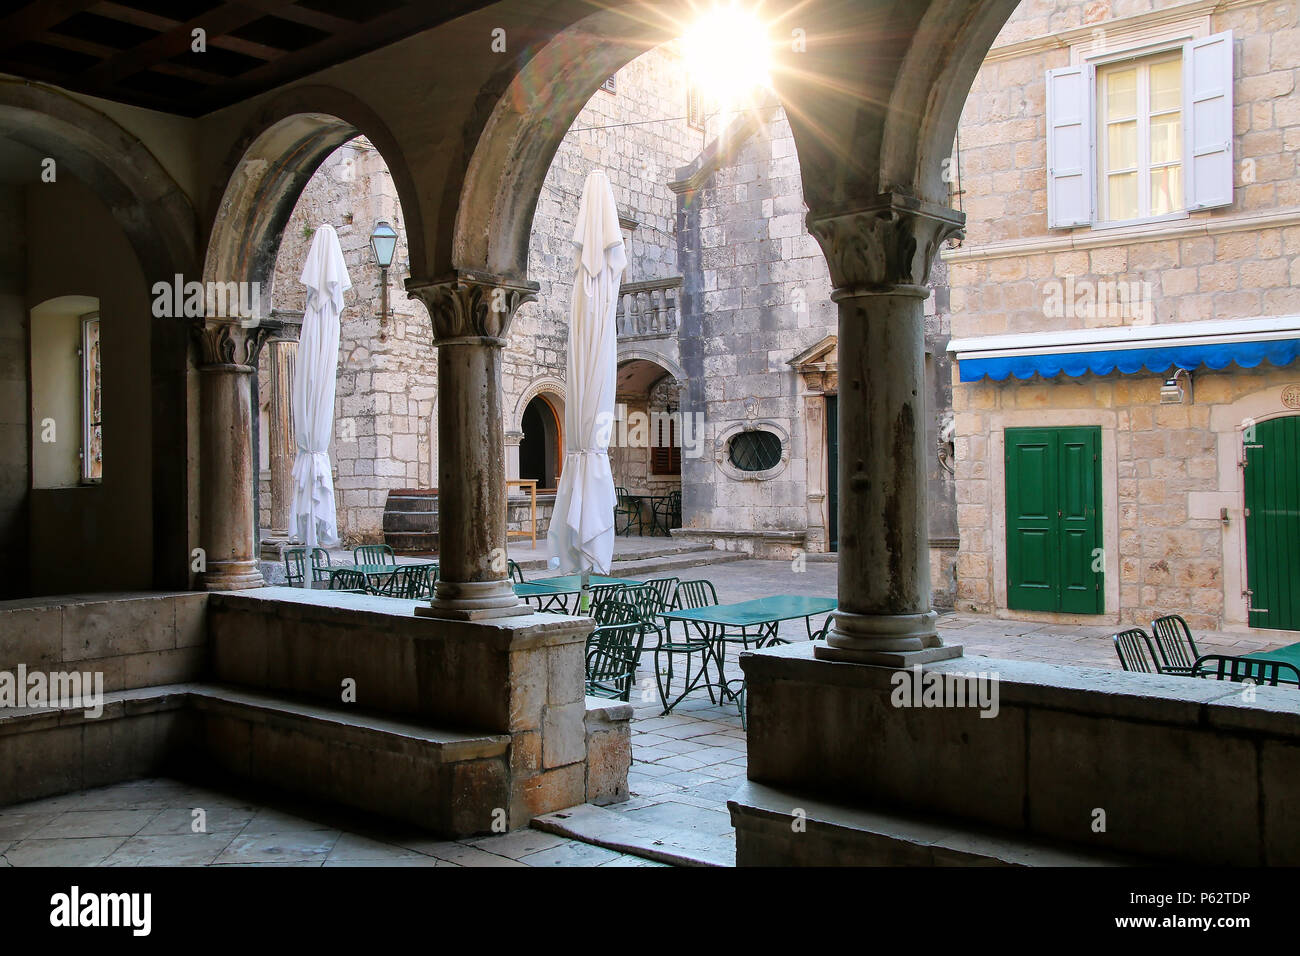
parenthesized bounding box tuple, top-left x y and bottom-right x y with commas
(617, 276, 682, 338)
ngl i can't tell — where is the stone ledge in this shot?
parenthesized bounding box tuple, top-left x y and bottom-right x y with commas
(728, 781, 1142, 866)
(741, 642, 1298, 733)
(210, 586, 591, 650)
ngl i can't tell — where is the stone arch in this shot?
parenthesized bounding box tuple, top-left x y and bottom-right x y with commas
(0, 79, 201, 590)
(0, 79, 198, 280)
(453, 0, 1025, 280)
(616, 348, 687, 387)
(512, 376, 567, 431)
(203, 85, 425, 305)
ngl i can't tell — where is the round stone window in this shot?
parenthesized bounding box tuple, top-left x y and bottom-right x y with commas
(728, 430, 783, 472)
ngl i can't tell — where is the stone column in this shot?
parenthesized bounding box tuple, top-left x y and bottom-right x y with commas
(196, 319, 276, 591)
(409, 272, 538, 620)
(807, 195, 965, 665)
(268, 339, 298, 536)
(504, 429, 523, 483)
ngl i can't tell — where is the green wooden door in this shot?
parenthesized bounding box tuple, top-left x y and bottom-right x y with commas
(827, 395, 838, 553)
(1006, 427, 1103, 614)
(1244, 415, 1300, 631)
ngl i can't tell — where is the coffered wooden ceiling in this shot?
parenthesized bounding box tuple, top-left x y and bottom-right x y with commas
(0, 0, 502, 116)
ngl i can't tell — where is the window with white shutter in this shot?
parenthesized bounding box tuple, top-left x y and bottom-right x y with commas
(1185, 31, 1234, 210)
(1044, 29, 1233, 228)
(1046, 65, 1093, 228)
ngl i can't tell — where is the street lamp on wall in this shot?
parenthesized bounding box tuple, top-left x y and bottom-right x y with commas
(369, 220, 397, 339)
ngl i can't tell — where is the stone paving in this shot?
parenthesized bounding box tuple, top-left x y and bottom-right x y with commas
(0, 778, 665, 867)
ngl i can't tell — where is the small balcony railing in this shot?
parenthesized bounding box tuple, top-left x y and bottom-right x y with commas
(617, 276, 682, 338)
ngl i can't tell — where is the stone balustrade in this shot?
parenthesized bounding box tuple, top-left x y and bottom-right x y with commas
(616, 277, 682, 338)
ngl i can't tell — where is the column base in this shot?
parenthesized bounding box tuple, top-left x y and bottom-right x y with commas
(202, 561, 266, 591)
(416, 579, 532, 621)
(258, 533, 293, 561)
(815, 608, 963, 666)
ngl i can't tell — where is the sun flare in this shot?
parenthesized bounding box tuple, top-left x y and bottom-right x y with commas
(681, 2, 773, 109)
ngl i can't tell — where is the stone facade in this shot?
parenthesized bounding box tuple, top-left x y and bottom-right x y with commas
(946, 0, 1300, 632)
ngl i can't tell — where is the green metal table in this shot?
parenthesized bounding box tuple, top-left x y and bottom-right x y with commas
(657, 595, 837, 716)
(513, 574, 641, 613)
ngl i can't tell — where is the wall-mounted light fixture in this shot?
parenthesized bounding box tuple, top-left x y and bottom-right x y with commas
(1160, 367, 1193, 405)
(369, 220, 397, 339)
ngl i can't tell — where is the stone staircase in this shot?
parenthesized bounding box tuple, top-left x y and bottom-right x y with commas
(510, 540, 747, 578)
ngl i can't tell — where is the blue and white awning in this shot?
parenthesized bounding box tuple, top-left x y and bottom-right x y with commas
(949, 317, 1300, 383)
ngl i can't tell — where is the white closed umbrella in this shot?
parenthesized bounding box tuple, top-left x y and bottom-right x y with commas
(548, 170, 627, 585)
(289, 223, 350, 551)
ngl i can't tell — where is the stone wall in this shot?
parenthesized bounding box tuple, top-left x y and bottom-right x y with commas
(945, 0, 1300, 629)
(0, 185, 27, 598)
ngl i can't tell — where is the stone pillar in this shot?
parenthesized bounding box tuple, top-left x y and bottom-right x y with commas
(504, 429, 523, 483)
(196, 319, 276, 591)
(409, 272, 538, 620)
(268, 339, 298, 536)
(807, 195, 965, 665)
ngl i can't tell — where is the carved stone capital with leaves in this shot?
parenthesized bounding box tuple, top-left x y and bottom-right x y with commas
(808, 195, 965, 297)
(194, 319, 277, 371)
(408, 271, 540, 346)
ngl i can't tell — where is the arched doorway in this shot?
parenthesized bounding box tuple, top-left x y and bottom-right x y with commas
(519, 394, 562, 490)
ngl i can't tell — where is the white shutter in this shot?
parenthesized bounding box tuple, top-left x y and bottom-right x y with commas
(1046, 65, 1094, 228)
(1184, 30, 1234, 211)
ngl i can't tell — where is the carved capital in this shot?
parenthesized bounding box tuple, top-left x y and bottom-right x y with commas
(808, 194, 964, 296)
(194, 319, 277, 371)
(407, 271, 539, 345)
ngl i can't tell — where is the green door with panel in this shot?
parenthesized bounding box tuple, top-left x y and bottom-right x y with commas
(1244, 415, 1300, 631)
(1005, 427, 1103, 614)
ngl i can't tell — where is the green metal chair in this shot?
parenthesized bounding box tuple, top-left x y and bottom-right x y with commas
(654, 579, 721, 713)
(373, 564, 430, 600)
(585, 621, 645, 701)
(508, 559, 526, 583)
(309, 548, 333, 584)
(1150, 614, 1201, 676)
(613, 486, 642, 536)
(1113, 628, 1159, 673)
(652, 489, 681, 535)
(591, 590, 637, 626)
(620, 582, 671, 650)
(1191, 654, 1300, 686)
(283, 547, 307, 587)
(353, 544, 396, 566)
(328, 568, 369, 593)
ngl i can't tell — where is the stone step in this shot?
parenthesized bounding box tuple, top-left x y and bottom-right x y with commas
(533, 802, 733, 867)
(727, 781, 1144, 866)
(608, 550, 749, 577)
(509, 545, 744, 578)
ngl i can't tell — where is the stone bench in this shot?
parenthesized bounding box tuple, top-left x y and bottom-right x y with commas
(0, 682, 512, 835)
